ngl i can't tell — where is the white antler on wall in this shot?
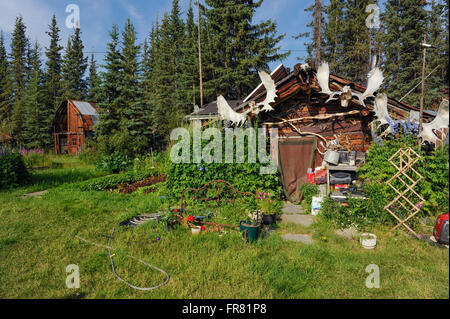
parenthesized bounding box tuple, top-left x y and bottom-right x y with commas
(419, 99, 449, 145)
(317, 61, 384, 107)
(256, 70, 278, 112)
(217, 95, 248, 126)
(217, 70, 278, 126)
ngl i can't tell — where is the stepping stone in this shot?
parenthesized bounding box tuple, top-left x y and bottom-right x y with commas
(282, 233, 314, 244)
(22, 190, 47, 199)
(281, 214, 316, 227)
(282, 202, 305, 214)
(334, 227, 359, 240)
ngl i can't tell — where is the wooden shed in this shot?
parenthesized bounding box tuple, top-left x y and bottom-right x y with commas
(240, 64, 435, 202)
(52, 100, 98, 155)
(188, 63, 436, 202)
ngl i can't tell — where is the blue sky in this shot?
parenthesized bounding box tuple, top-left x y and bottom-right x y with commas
(0, 0, 314, 71)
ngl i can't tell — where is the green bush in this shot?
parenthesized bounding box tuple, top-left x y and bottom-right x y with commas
(0, 151, 30, 189)
(358, 135, 449, 217)
(166, 127, 282, 199)
(133, 152, 170, 177)
(300, 182, 319, 211)
(95, 152, 133, 174)
(320, 182, 389, 231)
(78, 145, 101, 165)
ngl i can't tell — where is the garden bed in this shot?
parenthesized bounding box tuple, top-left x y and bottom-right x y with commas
(118, 175, 166, 194)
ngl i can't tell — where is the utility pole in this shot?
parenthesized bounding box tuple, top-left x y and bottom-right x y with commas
(197, 0, 203, 108)
(419, 36, 431, 134)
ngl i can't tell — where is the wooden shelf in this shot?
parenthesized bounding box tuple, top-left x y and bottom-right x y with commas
(326, 165, 358, 171)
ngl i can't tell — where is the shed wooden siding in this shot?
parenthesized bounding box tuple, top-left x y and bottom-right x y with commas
(241, 64, 434, 171)
(53, 100, 97, 155)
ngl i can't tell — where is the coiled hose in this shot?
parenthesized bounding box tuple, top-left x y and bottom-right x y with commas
(75, 230, 170, 291)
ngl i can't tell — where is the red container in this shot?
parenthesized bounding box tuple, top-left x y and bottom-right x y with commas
(434, 212, 449, 244)
(307, 172, 315, 184)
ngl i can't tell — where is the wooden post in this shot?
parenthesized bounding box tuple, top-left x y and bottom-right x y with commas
(419, 36, 427, 135)
(197, 0, 203, 108)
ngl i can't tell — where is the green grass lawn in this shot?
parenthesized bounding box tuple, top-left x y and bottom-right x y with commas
(0, 158, 448, 298)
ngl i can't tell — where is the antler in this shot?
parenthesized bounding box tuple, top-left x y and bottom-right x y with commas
(317, 62, 332, 95)
(256, 70, 277, 112)
(419, 99, 449, 145)
(352, 67, 384, 107)
(217, 95, 247, 126)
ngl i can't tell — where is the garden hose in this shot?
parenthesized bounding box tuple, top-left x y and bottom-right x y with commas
(75, 231, 170, 291)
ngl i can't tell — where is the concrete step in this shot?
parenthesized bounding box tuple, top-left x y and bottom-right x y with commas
(282, 201, 305, 215)
(281, 214, 316, 227)
(281, 233, 314, 244)
(22, 190, 47, 199)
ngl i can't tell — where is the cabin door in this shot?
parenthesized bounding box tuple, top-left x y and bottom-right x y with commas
(278, 136, 317, 204)
(59, 135, 68, 154)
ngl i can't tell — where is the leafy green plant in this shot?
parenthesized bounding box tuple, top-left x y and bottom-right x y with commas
(319, 182, 391, 231)
(300, 182, 319, 212)
(359, 131, 449, 217)
(258, 191, 282, 216)
(0, 150, 30, 189)
(95, 152, 133, 173)
(166, 127, 282, 199)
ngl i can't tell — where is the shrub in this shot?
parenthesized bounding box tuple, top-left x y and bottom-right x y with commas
(78, 145, 101, 165)
(319, 182, 390, 231)
(359, 131, 449, 217)
(300, 182, 319, 211)
(166, 126, 282, 199)
(0, 150, 30, 189)
(95, 152, 133, 173)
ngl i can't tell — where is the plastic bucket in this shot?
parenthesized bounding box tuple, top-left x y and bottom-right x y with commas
(262, 214, 276, 225)
(360, 233, 377, 249)
(239, 221, 260, 243)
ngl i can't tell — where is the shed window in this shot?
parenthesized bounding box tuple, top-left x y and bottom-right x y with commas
(72, 138, 77, 146)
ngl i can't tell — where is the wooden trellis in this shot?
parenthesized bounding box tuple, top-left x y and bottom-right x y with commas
(384, 147, 425, 237)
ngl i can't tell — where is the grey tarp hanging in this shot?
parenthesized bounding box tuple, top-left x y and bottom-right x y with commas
(278, 136, 317, 204)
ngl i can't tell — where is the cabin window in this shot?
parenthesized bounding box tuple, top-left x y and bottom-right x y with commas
(72, 137, 76, 146)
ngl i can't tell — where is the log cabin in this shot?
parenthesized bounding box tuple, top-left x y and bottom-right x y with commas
(186, 63, 436, 202)
(52, 100, 98, 155)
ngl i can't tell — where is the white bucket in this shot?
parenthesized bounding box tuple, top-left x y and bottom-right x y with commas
(360, 233, 377, 249)
(311, 196, 323, 216)
(191, 226, 201, 235)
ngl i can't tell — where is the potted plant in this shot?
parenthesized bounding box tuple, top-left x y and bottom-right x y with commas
(258, 191, 282, 225)
(239, 218, 261, 243)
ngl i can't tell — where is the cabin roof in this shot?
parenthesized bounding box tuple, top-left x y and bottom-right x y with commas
(187, 63, 436, 121)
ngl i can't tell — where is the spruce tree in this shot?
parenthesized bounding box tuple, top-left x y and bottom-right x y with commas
(10, 16, 29, 144)
(204, 0, 289, 100)
(322, 0, 346, 73)
(23, 42, 47, 149)
(119, 18, 149, 155)
(179, 1, 200, 113)
(0, 31, 12, 133)
(44, 14, 63, 112)
(424, 0, 448, 108)
(96, 25, 122, 153)
(61, 27, 88, 100)
(293, 0, 324, 67)
(382, 0, 427, 106)
(87, 52, 101, 102)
